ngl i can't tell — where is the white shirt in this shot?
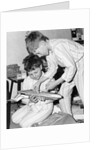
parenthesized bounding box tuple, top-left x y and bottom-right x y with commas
(43, 39, 84, 83)
(22, 73, 50, 92)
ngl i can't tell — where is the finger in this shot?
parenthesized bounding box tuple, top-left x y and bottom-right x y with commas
(34, 98, 39, 103)
(30, 96, 37, 102)
(30, 95, 35, 100)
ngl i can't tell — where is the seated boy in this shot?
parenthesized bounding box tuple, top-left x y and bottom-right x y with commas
(11, 54, 54, 128)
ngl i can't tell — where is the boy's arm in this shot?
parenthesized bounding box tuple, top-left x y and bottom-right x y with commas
(43, 53, 58, 80)
(54, 44, 77, 83)
(39, 53, 58, 84)
(33, 53, 58, 92)
(46, 44, 77, 91)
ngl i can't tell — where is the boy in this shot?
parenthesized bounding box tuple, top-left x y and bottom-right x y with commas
(12, 54, 53, 127)
(25, 31, 84, 115)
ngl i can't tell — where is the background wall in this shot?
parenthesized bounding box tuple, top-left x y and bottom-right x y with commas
(7, 29, 72, 68)
(7, 29, 72, 97)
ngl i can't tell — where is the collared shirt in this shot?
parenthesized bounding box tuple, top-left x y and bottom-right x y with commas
(43, 39, 84, 82)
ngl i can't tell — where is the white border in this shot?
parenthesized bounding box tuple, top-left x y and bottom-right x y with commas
(0, 9, 89, 149)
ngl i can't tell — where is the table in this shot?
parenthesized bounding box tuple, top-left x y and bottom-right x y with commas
(8, 77, 24, 99)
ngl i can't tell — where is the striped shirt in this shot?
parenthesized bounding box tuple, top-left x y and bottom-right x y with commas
(43, 39, 84, 82)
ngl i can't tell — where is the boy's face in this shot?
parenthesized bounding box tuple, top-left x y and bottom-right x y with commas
(26, 41, 49, 57)
(28, 67, 42, 80)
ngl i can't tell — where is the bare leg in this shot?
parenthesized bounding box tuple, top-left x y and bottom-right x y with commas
(59, 82, 74, 115)
(75, 58, 84, 104)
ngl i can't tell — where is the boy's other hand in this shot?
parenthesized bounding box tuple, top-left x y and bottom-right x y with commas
(46, 81, 56, 91)
(30, 96, 45, 103)
(30, 95, 39, 103)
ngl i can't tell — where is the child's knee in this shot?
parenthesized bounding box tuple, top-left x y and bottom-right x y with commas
(12, 115, 19, 124)
(11, 113, 22, 124)
(20, 120, 29, 128)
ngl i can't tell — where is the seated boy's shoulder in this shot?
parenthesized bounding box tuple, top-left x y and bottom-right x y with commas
(24, 76, 32, 81)
(23, 76, 34, 85)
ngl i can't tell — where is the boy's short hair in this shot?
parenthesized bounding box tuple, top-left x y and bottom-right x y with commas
(23, 54, 43, 72)
(25, 31, 49, 43)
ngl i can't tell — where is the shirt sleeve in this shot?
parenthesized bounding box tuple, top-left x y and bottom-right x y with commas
(22, 78, 29, 90)
(43, 52, 58, 79)
(54, 43, 77, 83)
(22, 79, 27, 90)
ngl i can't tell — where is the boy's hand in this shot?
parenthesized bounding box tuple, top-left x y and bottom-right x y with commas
(46, 81, 57, 91)
(30, 95, 45, 103)
(46, 78, 64, 91)
(30, 95, 39, 103)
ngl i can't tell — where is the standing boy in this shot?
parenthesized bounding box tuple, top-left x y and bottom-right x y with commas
(25, 31, 84, 115)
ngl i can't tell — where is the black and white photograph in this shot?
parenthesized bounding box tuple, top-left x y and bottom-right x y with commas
(0, 9, 89, 149)
(7, 29, 84, 129)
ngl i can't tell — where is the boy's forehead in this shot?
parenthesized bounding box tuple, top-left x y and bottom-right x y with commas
(27, 40, 39, 49)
